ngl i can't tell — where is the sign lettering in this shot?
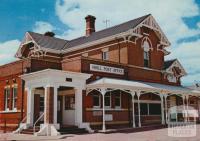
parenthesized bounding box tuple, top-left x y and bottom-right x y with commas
(90, 64, 124, 75)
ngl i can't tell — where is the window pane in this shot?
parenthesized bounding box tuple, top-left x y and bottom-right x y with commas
(115, 94, 120, 107)
(149, 103, 161, 115)
(65, 96, 75, 110)
(102, 51, 109, 60)
(105, 94, 111, 107)
(140, 103, 148, 115)
(13, 87, 18, 109)
(93, 95, 100, 107)
(144, 51, 149, 67)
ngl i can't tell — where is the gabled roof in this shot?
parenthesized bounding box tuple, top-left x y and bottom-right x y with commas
(63, 14, 150, 49)
(163, 59, 177, 70)
(163, 59, 187, 76)
(28, 32, 68, 50)
(18, 14, 170, 56)
(23, 14, 150, 52)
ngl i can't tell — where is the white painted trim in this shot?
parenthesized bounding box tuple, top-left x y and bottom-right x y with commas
(92, 94, 101, 108)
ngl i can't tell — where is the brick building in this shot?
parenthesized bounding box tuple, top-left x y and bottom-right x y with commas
(0, 14, 199, 136)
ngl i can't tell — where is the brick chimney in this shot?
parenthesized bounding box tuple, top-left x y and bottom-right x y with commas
(85, 15, 96, 36)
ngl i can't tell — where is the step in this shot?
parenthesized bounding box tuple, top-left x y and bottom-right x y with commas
(58, 128, 88, 135)
(20, 127, 40, 134)
(21, 130, 34, 135)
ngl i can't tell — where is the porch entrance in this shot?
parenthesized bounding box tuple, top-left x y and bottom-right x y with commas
(58, 87, 75, 126)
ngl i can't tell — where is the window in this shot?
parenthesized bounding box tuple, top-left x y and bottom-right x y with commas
(148, 103, 161, 115)
(102, 51, 109, 61)
(12, 87, 18, 110)
(144, 51, 150, 67)
(115, 93, 121, 108)
(4, 88, 10, 111)
(105, 93, 111, 107)
(65, 96, 75, 110)
(93, 94, 101, 108)
(140, 103, 148, 115)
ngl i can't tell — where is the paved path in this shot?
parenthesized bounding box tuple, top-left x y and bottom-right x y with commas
(1, 125, 200, 141)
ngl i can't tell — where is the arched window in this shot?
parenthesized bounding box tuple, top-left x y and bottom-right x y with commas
(142, 40, 151, 67)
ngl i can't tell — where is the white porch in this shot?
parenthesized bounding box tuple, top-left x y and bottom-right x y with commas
(87, 78, 200, 132)
(18, 69, 91, 136)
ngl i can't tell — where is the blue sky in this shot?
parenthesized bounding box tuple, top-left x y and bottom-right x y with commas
(0, 0, 199, 86)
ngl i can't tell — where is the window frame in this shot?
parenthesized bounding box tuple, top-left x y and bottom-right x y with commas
(115, 93, 121, 109)
(65, 95, 75, 110)
(105, 93, 111, 108)
(12, 86, 18, 111)
(4, 87, 11, 111)
(143, 50, 150, 68)
(93, 94, 101, 108)
(102, 51, 109, 61)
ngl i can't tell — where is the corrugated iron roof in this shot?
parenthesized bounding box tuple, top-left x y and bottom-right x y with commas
(27, 14, 150, 51)
(163, 59, 177, 70)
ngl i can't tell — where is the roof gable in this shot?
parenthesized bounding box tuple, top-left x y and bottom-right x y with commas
(16, 14, 171, 56)
(164, 59, 187, 76)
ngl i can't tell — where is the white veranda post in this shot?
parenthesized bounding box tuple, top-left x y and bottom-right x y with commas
(160, 94, 165, 124)
(26, 88, 35, 126)
(136, 91, 141, 127)
(75, 88, 84, 127)
(182, 95, 187, 122)
(53, 86, 58, 125)
(164, 95, 168, 124)
(131, 92, 136, 128)
(101, 88, 106, 132)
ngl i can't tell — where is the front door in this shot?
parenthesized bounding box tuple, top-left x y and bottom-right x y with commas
(62, 95, 75, 125)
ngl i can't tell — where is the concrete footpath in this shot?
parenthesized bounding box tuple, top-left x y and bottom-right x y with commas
(1, 125, 200, 141)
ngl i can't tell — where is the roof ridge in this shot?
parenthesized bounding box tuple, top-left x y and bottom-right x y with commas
(68, 14, 151, 42)
(27, 31, 68, 42)
(165, 59, 177, 62)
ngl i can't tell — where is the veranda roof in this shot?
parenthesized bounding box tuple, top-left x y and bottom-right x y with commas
(87, 78, 200, 95)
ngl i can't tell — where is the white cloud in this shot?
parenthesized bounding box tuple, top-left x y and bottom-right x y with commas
(55, 0, 200, 42)
(197, 22, 200, 29)
(166, 39, 200, 86)
(0, 40, 20, 65)
(33, 21, 55, 34)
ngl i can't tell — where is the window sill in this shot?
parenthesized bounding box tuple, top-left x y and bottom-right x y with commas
(0, 109, 19, 114)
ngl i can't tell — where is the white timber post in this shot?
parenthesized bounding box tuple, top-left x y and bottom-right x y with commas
(131, 91, 136, 128)
(136, 91, 141, 127)
(182, 95, 187, 122)
(26, 87, 35, 126)
(44, 86, 48, 124)
(160, 94, 165, 125)
(186, 95, 189, 122)
(164, 95, 168, 124)
(53, 86, 59, 125)
(101, 88, 106, 132)
(75, 87, 84, 127)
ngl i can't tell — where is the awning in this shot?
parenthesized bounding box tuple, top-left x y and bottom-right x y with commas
(87, 78, 200, 95)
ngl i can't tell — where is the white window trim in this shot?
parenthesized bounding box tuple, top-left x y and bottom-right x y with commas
(102, 50, 109, 61)
(143, 50, 150, 68)
(12, 87, 17, 110)
(93, 94, 101, 109)
(4, 87, 10, 111)
(115, 93, 121, 109)
(105, 93, 111, 108)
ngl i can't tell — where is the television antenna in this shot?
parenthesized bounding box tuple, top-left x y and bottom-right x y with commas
(103, 19, 110, 28)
